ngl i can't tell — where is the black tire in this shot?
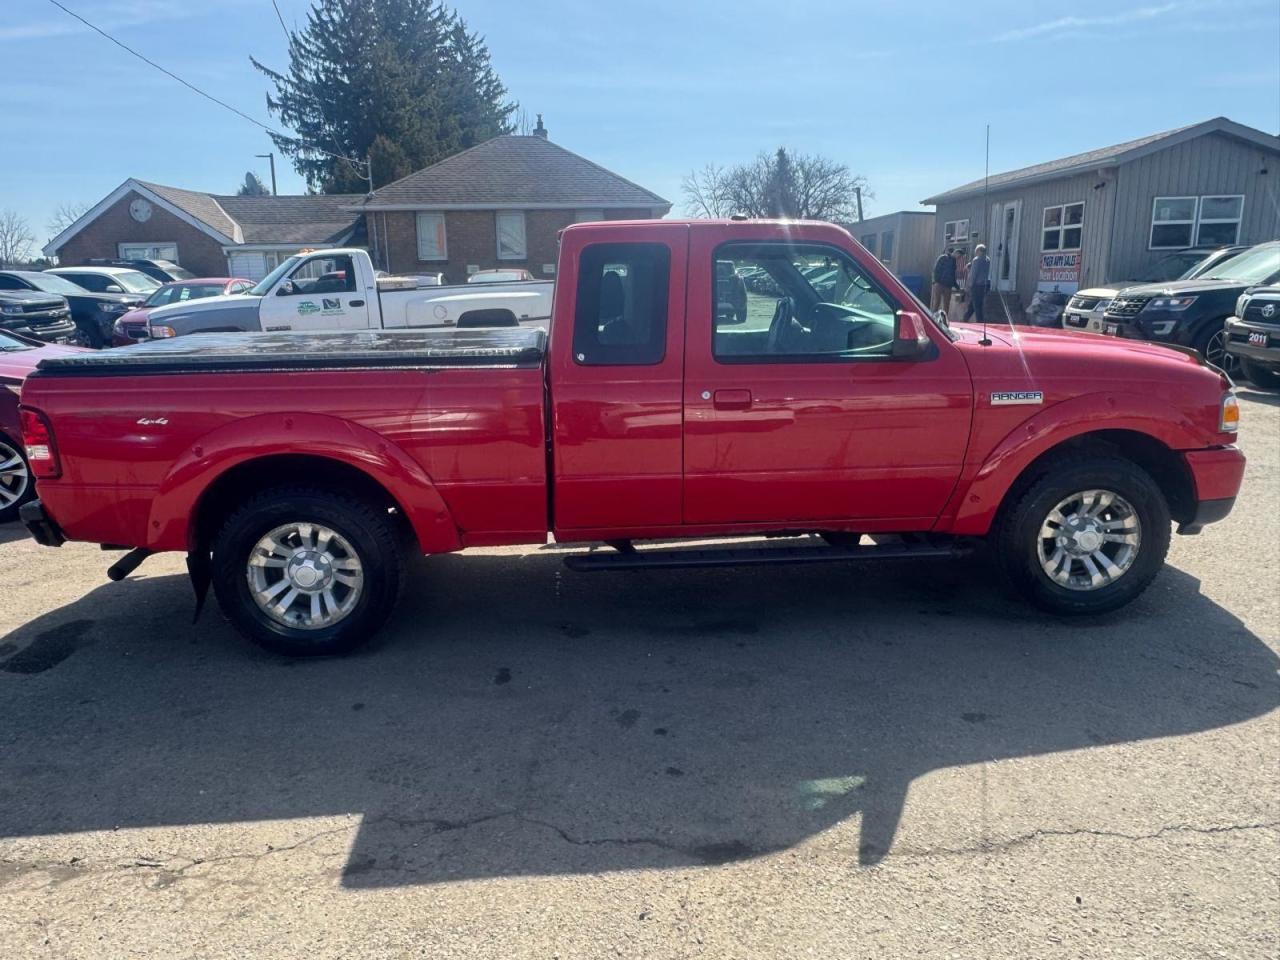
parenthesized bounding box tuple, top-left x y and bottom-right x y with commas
(1239, 358, 1280, 391)
(211, 486, 404, 656)
(1191, 321, 1228, 365)
(0, 435, 35, 525)
(992, 456, 1170, 616)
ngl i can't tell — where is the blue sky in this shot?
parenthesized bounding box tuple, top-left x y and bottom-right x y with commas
(2, 0, 1277, 250)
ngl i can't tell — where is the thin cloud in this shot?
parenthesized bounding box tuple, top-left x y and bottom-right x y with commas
(0, 1, 220, 42)
(992, 3, 1183, 42)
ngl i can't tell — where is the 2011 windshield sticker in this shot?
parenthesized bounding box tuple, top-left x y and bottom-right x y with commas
(991, 390, 1044, 406)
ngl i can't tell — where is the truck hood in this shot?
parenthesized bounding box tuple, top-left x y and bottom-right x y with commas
(1073, 283, 1143, 299)
(953, 322, 1216, 377)
(148, 292, 261, 320)
(0, 290, 65, 307)
(0, 340, 85, 382)
(1113, 278, 1253, 297)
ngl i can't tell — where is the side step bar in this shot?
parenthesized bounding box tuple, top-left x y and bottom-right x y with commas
(564, 538, 972, 572)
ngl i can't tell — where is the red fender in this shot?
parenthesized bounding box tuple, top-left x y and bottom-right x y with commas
(941, 391, 1214, 536)
(144, 412, 461, 553)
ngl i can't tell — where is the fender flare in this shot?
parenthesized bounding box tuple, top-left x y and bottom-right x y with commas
(944, 392, 1206, 535)
(144, 412, 461, 553)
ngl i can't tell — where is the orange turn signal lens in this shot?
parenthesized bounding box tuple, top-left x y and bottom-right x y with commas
(1220, 393, 1239, 433)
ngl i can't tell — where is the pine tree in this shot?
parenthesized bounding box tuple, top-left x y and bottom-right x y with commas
(237, 172, 271, 196)
(252, 0, 516, 193)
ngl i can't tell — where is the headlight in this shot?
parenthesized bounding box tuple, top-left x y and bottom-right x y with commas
(1220, 392, 1239, 433)
(98, 302, 129, 313)
(1234, 293, 1249, 318)
(1094, 299, 1111, 312)
(1146, 296, 1197, 311)
(0, 304, 22, 315)
(150, 325, 176, 338)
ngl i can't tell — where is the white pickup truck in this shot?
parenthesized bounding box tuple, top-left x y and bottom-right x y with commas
(146, 248, 553, 339)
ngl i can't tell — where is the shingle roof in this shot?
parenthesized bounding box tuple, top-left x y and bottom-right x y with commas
(138, 180, 240, 240)
(215, 194, 363, 244)
(358, 134, 670, 209)
(922, 117, 1280, 204)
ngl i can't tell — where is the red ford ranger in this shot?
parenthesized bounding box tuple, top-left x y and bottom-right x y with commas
(18, 220, 1245, 656)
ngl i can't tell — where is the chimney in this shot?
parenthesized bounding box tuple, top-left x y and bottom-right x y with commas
(533, 114, 548, 139)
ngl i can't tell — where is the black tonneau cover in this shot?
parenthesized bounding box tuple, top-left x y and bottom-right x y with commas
(34, 328, 546, 377)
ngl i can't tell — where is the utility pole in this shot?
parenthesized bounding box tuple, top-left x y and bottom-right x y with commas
(855, 186, 864, 222)
(255, 153, 277, 195)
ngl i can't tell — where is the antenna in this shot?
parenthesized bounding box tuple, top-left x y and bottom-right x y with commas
(979, 123, 992, 346)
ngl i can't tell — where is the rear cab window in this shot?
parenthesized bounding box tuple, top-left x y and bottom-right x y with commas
(571, 243, 670, 365)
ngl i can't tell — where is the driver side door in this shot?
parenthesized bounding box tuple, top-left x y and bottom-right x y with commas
(258, 253, 371, 332)
(682, 233, 973, 528)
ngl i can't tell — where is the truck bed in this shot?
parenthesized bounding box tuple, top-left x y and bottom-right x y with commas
(31, 328, 546, 377)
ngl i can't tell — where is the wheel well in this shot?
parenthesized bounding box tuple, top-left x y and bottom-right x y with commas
(191, 454, 417, 551)
(1002, 430, 1195, 525)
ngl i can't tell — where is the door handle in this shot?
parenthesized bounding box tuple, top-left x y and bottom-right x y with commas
(712, 388, 752, 410)
(350, 299, 365, 307)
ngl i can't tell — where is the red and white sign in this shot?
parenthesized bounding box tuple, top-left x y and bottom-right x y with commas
(1038, 250, 1081, 293)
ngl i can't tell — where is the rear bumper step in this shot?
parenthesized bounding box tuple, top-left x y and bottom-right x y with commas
(564, 537, 971, 572)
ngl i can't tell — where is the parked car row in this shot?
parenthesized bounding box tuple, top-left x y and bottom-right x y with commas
(1059, 240, 1280, 388)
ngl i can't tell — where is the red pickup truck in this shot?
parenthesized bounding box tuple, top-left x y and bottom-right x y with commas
(18, 220, 1245, 655)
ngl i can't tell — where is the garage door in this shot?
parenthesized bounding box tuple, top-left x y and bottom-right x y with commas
(228, 252, 269, 281)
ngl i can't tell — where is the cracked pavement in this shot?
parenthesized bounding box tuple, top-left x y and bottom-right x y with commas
(0, 388, 1276, 959)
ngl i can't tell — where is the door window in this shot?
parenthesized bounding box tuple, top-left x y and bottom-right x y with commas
(571, 243, 670, 365)
(284, 255, 356, 295)
(712, 242, 898, 362)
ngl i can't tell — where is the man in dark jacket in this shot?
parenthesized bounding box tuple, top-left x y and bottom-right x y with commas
(931, 248, 959, 314)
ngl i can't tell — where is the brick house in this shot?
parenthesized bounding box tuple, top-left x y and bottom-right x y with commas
(44, 180, 363, 280)
(354, 119, 671, 282)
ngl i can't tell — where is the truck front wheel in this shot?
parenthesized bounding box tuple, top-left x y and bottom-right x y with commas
(993, 457, 1170, 616)
(210, 487, 403, 656)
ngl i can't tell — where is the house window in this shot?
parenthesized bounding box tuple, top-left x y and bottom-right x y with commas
(860, 234, 877, 255)
(943, 219, 969, 245)
(1041, 202, 1084, 251)
(496, 211, 527, 260)
(416, 212, 447, 261)
(119, 242, 178, 262)
(574, 209, 605, 223)
(1195, 195, 1243, 246)
(880, 230, 894, 261)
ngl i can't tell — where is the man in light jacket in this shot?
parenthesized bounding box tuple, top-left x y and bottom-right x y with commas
(963, 244, 991, 325)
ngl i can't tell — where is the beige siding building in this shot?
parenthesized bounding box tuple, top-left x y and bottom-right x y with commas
(923, 118, 1280, 304)
(844, 211, 935, 290)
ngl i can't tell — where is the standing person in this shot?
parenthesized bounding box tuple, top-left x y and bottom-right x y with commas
(930, 247, 958, 315)
(963, 243, 991, 324)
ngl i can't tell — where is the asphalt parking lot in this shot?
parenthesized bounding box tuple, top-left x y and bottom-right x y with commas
(0, 390, 1276, 960)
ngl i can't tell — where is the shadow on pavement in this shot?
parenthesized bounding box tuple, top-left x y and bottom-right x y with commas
(0, 549, 1275, 887)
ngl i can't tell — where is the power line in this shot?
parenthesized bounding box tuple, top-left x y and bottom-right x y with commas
(270, 0, 291, 44)
(45, 0, 368, 175)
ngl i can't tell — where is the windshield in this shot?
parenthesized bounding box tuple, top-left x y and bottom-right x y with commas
(144, 282, 229, 307)
(247, 257, 301, 296)
(22, 273, 84, 296)
(1137, 253, 1199, 283)
(0, 331, 36, 352)
(111, 270, 162, 294)
(1203, 246, 1280, 284)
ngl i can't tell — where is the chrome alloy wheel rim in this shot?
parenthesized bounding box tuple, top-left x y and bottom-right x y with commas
(1036, 489, 1142, 592)
(0, 440, 29, 509)
(247, 522, 364, 629)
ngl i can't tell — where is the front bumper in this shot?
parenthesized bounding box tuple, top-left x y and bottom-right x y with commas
(1, 314, 77, 343)
(1062, 306, 1108, 333)
(1223, 317, 1280, 368)
(1099, 310, 1192, 345)
(1177, 446, 1245, 534)
(19, 499, 66, 547)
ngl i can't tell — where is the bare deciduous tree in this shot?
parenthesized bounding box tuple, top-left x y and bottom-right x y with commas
(48, 201, 90, 238)
(683, 148, 871, 222)
(0, 209, 35, 268)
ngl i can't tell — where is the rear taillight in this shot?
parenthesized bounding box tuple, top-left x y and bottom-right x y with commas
(19, 407, 61, 479)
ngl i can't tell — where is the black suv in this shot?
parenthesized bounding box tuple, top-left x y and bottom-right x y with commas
(0, 289, 76, 342)
(1224, 286, 1280, 389)
(0, 271, 142, 348)
(1101, 241, 1280, 365)
(83, 258, 195, 283)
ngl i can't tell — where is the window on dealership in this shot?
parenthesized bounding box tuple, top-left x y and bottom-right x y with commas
(1150, 195, 1243, 249)
(1041, 203, 1084, 251)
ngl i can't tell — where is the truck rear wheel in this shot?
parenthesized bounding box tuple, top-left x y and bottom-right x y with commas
(993, 456, 1170, 616)
(0, 436, 34, 524)
(211, 486, 403, 656)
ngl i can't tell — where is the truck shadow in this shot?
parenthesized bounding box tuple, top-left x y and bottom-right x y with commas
(0, 550, 1275, 888)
